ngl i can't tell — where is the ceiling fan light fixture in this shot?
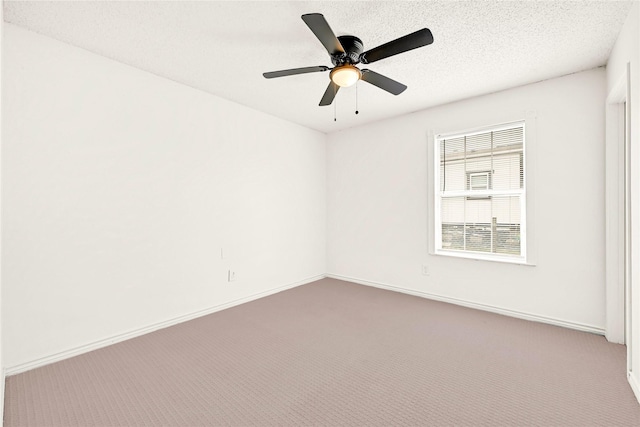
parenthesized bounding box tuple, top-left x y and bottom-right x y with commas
(330, 64, 362, 87)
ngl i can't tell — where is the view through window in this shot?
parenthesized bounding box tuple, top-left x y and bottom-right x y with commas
(435, 122, 525, 260)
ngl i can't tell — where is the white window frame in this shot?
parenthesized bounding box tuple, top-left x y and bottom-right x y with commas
(433, 120, 527, 264)
(468, 171, 491, 191)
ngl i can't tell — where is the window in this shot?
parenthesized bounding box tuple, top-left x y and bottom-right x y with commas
(434, 122, 525, 261)
(468, 171, 491, 191)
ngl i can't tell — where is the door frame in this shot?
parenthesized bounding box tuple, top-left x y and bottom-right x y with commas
(605, 64, 631, 368)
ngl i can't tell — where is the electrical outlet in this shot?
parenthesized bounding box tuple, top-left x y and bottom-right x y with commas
(228, 270, 236, 282)
(421, 264, 429, 276)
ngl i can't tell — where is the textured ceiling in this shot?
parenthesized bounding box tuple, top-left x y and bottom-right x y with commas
(4, 1, 634, 133)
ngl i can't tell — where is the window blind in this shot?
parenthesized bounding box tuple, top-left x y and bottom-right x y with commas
(436, 123, 525, 258)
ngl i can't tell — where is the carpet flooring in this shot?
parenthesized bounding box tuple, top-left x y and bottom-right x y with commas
(4, 278, 640, 426)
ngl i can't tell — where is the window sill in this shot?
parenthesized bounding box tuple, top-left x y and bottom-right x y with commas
(433, 249, 536, 266)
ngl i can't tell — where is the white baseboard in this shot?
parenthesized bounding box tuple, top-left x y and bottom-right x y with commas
(5, 275, 325, 376)
(327, 274, 605, 335)
(629, 371, 640, 405)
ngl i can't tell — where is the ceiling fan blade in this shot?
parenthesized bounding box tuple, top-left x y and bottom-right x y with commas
(302, 13, 345, 56)
(319, 81, 340, 106)
(263, 66, 329, 79)
(361, 28, 433, 64)
(360, 69, 407, 95)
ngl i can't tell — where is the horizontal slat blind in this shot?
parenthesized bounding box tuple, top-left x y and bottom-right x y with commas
(436, 123, 525, 258)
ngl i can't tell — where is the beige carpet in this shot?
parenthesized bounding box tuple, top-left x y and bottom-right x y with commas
(4, 278, 640, 426)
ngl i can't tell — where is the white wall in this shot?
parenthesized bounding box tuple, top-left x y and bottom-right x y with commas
(1, 5, 4, 426)
(327, 68, 606, 332)
(1, 24, 326, 370)
(606, 1, 640, 402)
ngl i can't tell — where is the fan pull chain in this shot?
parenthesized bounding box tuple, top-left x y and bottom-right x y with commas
(355, 81, 359, 115)
(334, 85, 337, 122)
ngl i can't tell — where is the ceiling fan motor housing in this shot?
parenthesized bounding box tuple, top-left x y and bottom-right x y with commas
(332, 35, 364, 65)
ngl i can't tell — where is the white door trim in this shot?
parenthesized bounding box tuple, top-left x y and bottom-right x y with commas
(605, 63, 631, 347)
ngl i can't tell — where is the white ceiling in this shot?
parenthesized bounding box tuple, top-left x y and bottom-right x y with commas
(4, 1, 634, 134)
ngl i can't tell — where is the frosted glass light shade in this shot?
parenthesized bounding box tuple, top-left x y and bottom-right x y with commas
(330, 65, 362, 87)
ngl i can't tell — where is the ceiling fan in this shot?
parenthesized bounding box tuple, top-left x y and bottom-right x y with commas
(263, 13, 434, 106)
